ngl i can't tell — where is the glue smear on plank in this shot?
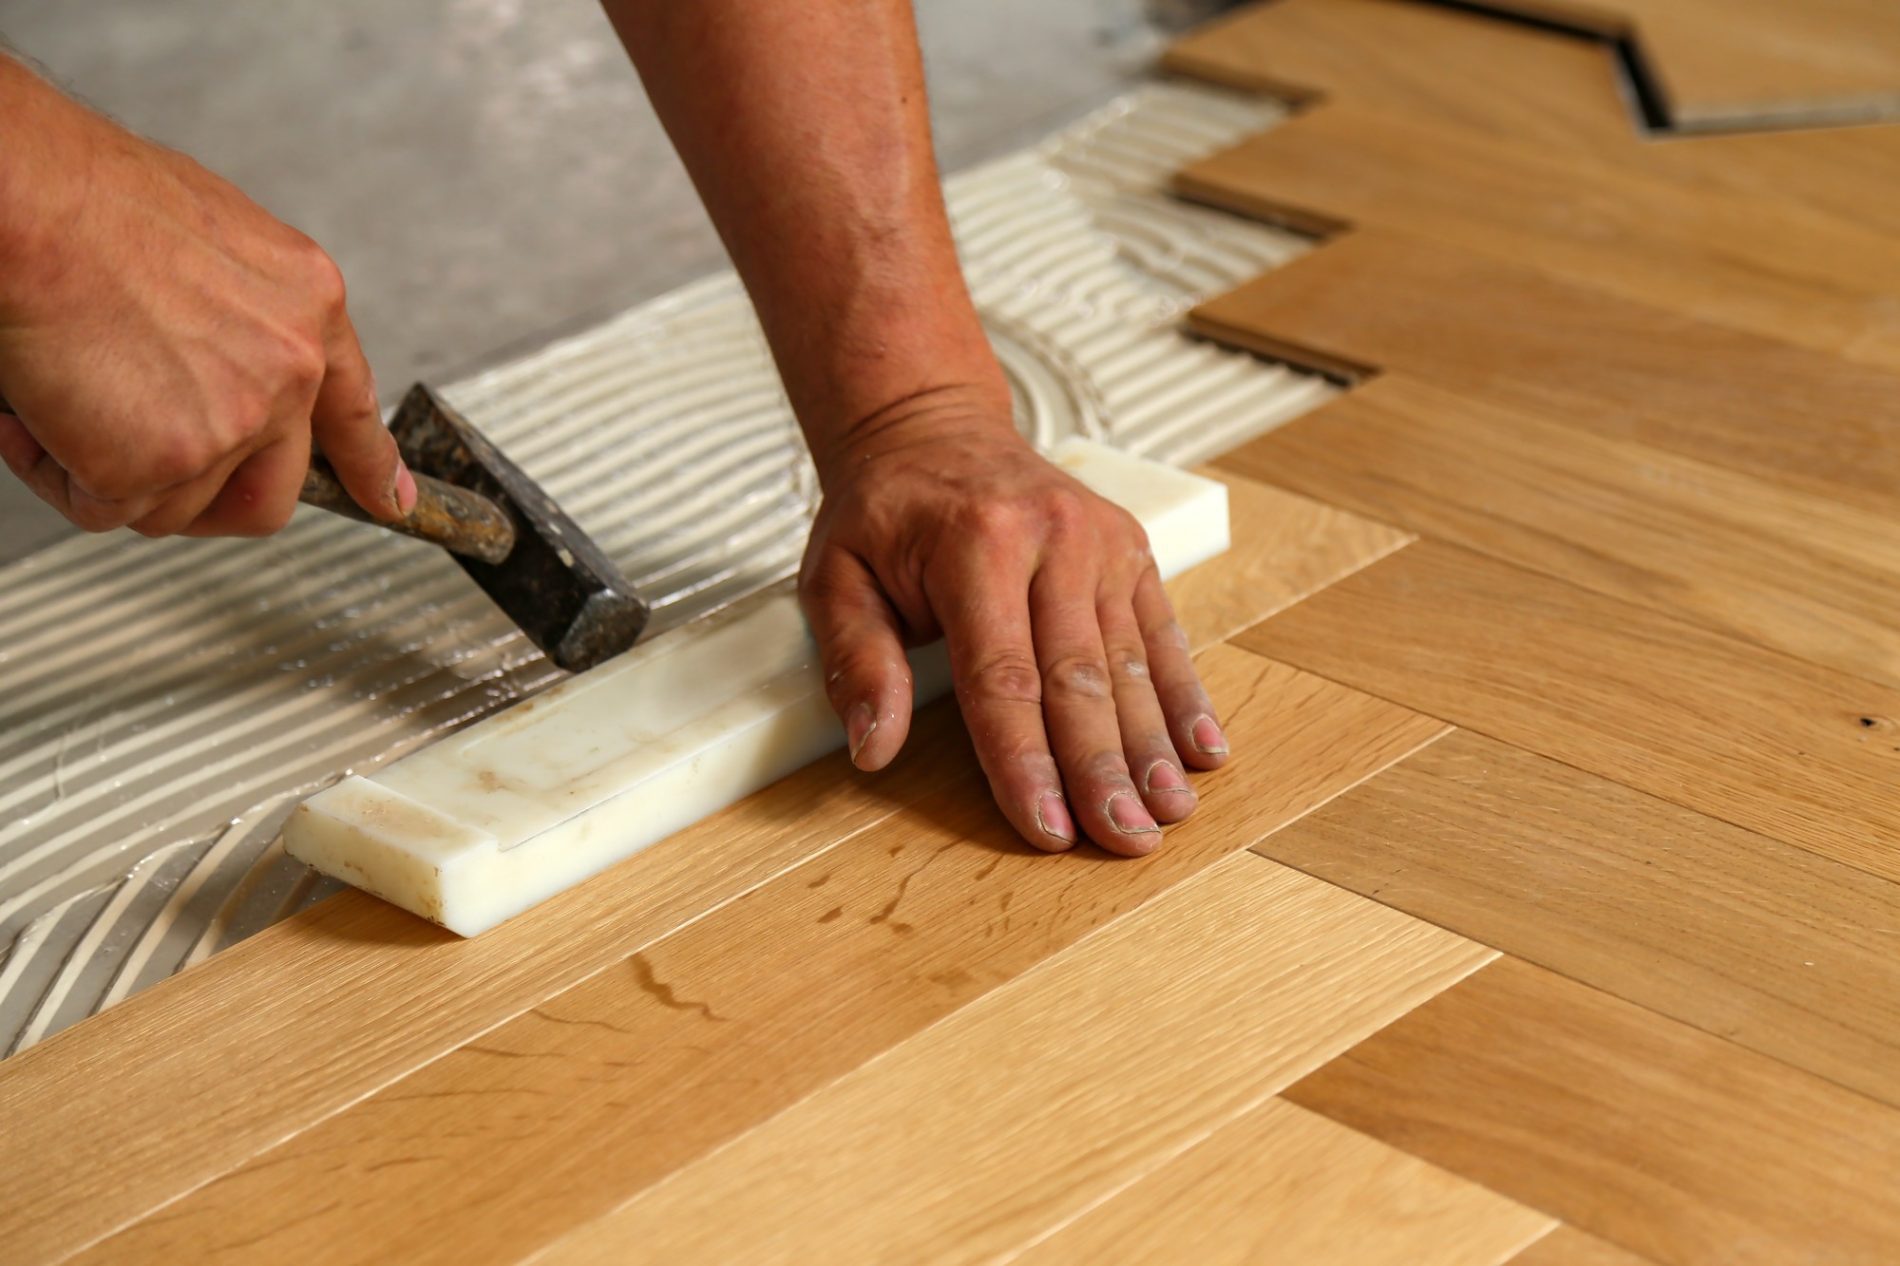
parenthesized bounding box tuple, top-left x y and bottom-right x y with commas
(0, 82, 1335, 1054)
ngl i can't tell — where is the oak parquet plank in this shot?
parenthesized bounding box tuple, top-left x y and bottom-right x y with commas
(1479, 0, 1900, 128)
(1191, 229, 1900, 516)
(534, 853, 1495, 1266)
(1233, 542, 1900, 883)
(1162, 0, 1631, 149)
(1216, 376, 1900, 689)
(1176, 103, 1900, 371)
(76, 649, 1448, 1266)
(1015, 1097, 1552, 1266)
(1254, 729, 1900, 1105)
(1509, 1226, 1661, 1266)
(0, 472, 1403, 1266)
(1164, 0, 1900, 237)
(1285, 958, 1900, 1265)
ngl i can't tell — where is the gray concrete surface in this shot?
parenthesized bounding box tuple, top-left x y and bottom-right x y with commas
(0, 0, 1224, 562)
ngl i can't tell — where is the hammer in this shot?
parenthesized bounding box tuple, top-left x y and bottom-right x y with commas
(5, 382, 649, 673)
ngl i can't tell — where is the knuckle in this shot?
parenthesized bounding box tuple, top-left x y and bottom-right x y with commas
(1040, 487, 1092, 535)
(1043, 652, 1112, 701)
(1144, 616, 1189, 653)
(1104, 640, 1150, 683)
(961, 650, 1042, 707)
(301, 239, 348, 310)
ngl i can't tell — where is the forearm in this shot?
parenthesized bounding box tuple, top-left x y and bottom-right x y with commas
(602, 0, 1010, 482)
(0, 54, 100, 312)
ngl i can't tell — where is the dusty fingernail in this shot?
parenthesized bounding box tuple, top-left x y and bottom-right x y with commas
(1106, 791, 1160, 837)
(846, 702, 877, 765)
(1191, 715, 1228, 755)
(1145, 760, 1192, 795)
(393, 462, 418, 516)
(1036, 793, 1076, 845)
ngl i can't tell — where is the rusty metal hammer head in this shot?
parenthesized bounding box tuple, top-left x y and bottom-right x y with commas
(386, 383, 648, 673)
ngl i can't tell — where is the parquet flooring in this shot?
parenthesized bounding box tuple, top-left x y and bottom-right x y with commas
(5, 2, 1900, 1262)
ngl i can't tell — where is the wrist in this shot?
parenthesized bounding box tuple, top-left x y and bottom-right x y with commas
(0, 57, 100, 321)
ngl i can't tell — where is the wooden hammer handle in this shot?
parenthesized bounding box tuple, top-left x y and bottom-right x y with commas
(300, 456, 516, 565)
(0, 391, 515, 563)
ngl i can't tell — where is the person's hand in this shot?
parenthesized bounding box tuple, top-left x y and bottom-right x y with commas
(0, 67, 413, 537)
(800, 387, 1230, 855)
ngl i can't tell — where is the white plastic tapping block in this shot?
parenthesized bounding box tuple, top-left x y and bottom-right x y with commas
(285, 439, 1230, 935)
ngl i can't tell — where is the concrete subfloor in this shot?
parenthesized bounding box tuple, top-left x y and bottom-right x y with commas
(0, 0, 1226, 564)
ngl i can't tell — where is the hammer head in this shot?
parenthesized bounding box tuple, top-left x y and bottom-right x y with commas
(388, 385, 648, 673)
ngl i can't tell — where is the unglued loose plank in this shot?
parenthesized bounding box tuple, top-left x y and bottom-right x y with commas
(1162, 0, 1630, 149)
(79, 648, 1448, 1266)
(1217, 376, 1900, 689)
(1235, 542, 1900, 883)
(1015, 1097, 1552, 1266)
(0, 470, 1399, 1266)
(538, 854, 1494, 1266)
(1191, 229, 1900, 516)
(1509, 1226, 1661, 1266)
(1255, 729, 1900, 1106)
(1175, 103, 1900, 371)
(1286, 959, 1900, 1265)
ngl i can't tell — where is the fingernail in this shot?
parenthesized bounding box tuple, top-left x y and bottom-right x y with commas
(1035, 793, 1076, 845)
(1145, 760, 1192, 795)
(1106, 791, 1160, 836)
(1191, 715, 1228, 756)
(846, 701, 877, 766)
(393, 462, 418, 516)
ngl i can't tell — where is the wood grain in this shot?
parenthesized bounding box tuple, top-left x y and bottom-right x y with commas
(1235, 541, 1900, 882)
(1191, 229, 1900, 516)
(1509, 1226, 1660, 1266)
(1286, 958, 1900, 1265)
(1162, 0, 1631, 149)
(1478, 0, 1900, 128)
(0, 470, 1401, 1266)
(76, 649, 1449, 1265)
(537, 853, 1495, 1266)
(1014, 1097, 1552, 1265)
(1176, 103, 1900, 371)
(1217, 375, 1900, 689)
(1255, 728, 1900, 1105)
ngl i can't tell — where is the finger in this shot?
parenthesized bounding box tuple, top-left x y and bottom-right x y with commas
(0, 411, 45, 481)
(800, 548, 913, 771)
(8, 443, 158, 532)
(1099, 597, 1196, 825)
(928, 556, 1077, 853)
(309, 310, 410, 521)
(181, 436, 308, 537)
(126, 449, 250, 538)
(1134, 567, 1227, 770)
(1030, 565, 1159, 857)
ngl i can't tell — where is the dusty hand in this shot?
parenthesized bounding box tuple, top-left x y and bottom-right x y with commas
(800, 389, 1230, 855)
(0, 74, 411, 536)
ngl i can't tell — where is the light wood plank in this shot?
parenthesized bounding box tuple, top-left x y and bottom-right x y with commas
(1162, 0, 1631, 149)
(1234, 541, 1900, 883)
(1483, 0, 1900, 128)
(536, 853, 1495, 1266)
(1192, 229, 1900, 517)
(1217, 375, 1900, 689)
(1285, 958, 1900, 1265)
(1509, 1226, 1660, 1266)
(1255, 728, 1900, 1105)
(0, 471, 1400, 1266)
(1015, 1097, 1552, 1265)
(1176, 102, 1900, 371)
(77, 648, 1449, 1265)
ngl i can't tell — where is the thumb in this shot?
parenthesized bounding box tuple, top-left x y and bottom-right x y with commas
(310, 313, 413, 521)
(799, 548, 914, 772)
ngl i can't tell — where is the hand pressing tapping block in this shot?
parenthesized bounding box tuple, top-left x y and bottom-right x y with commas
(286, 440, 1231, 936)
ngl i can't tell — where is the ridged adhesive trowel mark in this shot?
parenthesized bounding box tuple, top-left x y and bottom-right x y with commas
(285, 439, 1231, 936)
(0, 382, 649, 673)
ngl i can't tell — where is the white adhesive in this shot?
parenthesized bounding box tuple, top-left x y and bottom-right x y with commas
(0, 80, 1320, 1051)
(286, 442, 1230, 935)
